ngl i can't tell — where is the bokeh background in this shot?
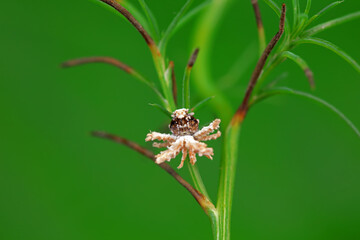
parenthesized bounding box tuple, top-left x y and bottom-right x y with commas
(1, 0, 360, 239)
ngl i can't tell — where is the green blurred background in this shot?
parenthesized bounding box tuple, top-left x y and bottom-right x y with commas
(1, 0, 360, 239)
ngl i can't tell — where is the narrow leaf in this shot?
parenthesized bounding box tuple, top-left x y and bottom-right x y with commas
(304, 11, 360, 36)
(280, 51, 315, 89)
(305, 1, 344, 27)
(159, 0, 194, 53)
(292, 0, 300, 28)
(292, 13, 308, 38)
(138, 0, 161, 42)
(149, 103, 172, 118)
(252, 87, 360, 137)
(191, 96, 215, 112)
(295, 37, 360, 73)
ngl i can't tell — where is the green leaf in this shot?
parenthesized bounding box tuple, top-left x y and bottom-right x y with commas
(173, 0, 211, 36)
(182, 66, 192, 109)
(304, 11, 360, 36)
(305, 1, 343, 27)
(191, 96, 215, 112)
(251, 87, 360, 137)
(159, 0, 194, 53)
(292, 13, 308, 38)
(305, 0, 312, 15)
(149, 103, 172, 118)
(292, 0, 300, 28)
(295, 37, 360, 73)
(138, 0, 161, 42)
(280, 51, 315, 88)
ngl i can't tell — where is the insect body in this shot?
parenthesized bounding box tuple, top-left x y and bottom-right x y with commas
(146, 108, 221, 168)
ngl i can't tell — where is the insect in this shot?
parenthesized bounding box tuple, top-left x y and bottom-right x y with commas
(146, 108, 221, 169)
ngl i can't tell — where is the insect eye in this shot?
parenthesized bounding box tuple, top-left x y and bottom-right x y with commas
(170, 120, 177, 127)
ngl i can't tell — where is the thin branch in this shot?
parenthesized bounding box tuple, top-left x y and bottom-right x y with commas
(169, 61, 177, 106)
(233, 4, 286, 123)
(62, 56, 132, 73)
(99, 0, 177, 111)
(93, 131, 154, 158)
(62, 56, 166, 102)
(99, 0, 155, 46)
(251, 0, 266, 53)
(91, 131, 214, 211)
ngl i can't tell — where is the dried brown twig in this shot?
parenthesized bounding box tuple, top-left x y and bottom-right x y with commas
(188, 48, 200, 68)
(61, 56, 160, 96)
(99, 0, 154, 46)
(62, 57, 132, 73)
(234, 4, 286, 123)
(92, 131, 213, 211)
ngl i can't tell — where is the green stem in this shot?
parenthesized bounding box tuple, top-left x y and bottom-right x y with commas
(208, 207, 220, 240)
(183, 66, 192, 108)
(217, 121, 242, 240)
(187, 164, 210, 200)
(187, 162, 219, 240)
(150, 46, 177, 112)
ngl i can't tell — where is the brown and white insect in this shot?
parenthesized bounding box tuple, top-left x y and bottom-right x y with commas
(145, 108, 221, 169)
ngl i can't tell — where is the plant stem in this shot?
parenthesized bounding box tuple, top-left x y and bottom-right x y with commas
(151, 48, 177, 112)
(215, 6, 287, 239)
(216, 121, 241, 240)
(187, 161, 219, 240)
(187, 164, 210, 200)
(208, 206, 220, 240)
